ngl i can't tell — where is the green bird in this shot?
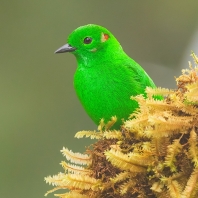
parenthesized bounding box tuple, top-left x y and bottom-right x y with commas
(55, 24, 157, 129)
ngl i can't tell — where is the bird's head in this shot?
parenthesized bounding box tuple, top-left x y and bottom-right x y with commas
(55, 24, 123, 64)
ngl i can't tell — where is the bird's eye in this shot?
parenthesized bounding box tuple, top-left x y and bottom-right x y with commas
(83, 37, 92, 44)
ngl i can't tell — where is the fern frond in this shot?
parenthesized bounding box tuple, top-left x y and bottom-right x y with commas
(45, 173, 101, 195)
(148, 111, 191, 128)
(105, 116, 117, 130)
(130, 94, 146, 103)
(105, 149, 147, 172)
(181, 105, 198, 116)
(164, 139, 182, 172)
(147, 114, 167, 125)
(146, 98, 176, 111)
(130, 95, 150, 115)
(191, 52, 198, 65)
(181, 168, 198, 198)
(146, 87, 174, 99)
(45, 173, 65, 186)
(97, 118, 105, 131)
(167, 180, 182, 198)
(110, 171, 131, 183)
(185, 81, 198, 102)
(119, 180, 136, 195)
(128, 152, 153, 166)
(172, 94, 198, 115)
(60, 161, 90, 174)
(125, 99, 149, 133)
(169, 92, 198, 116)
(144, 126, 179, 138)
(61, 147, 91, 165)
(45, 186, 67, 197)
(75, 130, 103, 139)
(125, 115, 148, 132)
(188, 128, 198, 167)
(63, 174, 101, 191)
(151, 137, 169, 156)
(145, 113, 191, 138)
(103, 130, 122, 139)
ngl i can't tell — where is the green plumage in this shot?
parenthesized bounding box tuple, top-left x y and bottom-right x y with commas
(55, 24, 157, 129)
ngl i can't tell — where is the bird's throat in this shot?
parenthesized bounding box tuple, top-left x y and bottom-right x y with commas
(75, 48, 127, 68)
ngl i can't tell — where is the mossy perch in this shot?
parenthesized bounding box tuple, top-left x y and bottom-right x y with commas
(45, 53, 198, 198)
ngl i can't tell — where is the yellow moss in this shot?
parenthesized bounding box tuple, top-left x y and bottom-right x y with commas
(45, 53, 198, 198)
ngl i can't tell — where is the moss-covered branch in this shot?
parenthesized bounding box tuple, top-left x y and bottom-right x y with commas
(45, 53, 198, 198)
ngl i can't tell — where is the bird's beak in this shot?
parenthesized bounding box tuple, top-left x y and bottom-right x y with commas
(54, 43, 76, 54)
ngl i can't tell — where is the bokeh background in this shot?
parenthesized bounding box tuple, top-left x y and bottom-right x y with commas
(1, 1, 198, 197)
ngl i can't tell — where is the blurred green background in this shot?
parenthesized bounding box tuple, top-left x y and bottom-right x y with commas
(1, 1, 198, 197)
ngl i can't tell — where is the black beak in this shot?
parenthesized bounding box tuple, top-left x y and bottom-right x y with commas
(54, 43, 76, 53)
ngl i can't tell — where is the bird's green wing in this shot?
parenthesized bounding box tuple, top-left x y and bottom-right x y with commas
(121, 58, 163, 100)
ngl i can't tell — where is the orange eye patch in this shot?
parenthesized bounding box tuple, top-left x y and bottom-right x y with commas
(101, 33, 109, 42)
(104, 34, 109, 40)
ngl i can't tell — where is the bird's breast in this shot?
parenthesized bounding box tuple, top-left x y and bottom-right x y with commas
(73, 64, 137, 125)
